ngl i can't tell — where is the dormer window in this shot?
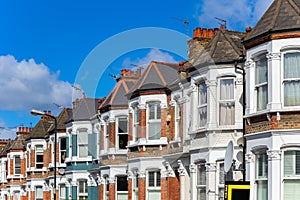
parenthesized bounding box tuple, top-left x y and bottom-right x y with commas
(283, 52, 300, 106)
(255, 55, 268, 111)
(147, 102, 161, 140)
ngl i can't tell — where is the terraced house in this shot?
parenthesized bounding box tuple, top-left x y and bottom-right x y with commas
(0, 0, 300, 199)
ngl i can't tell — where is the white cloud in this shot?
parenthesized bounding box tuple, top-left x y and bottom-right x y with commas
(0, 120, 16, 139)
(195, 0, 273, 30)
(123, 48, 178, 69)
(0, 55, 73, 110)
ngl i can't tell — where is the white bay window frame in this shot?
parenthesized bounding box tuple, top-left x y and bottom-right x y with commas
(77, 129, 88, 158)
(219, 78, 235, 126)
(197, 81, 207, 128)
(255, 55, 268, 111)
(256, 152, 268, 200)
(147, 101, 161, 140)
(116, 116, 128, 150)
(283, 51, 300, 107)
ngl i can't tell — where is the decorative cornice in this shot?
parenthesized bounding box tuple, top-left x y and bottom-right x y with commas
(267, 150, 281, 160)
(178, 160, 186, 176)
(206, 80, 217, 87)
(138, 171, 146, 178)
(245, 60, 254, 69)
(138, 104, 146, 110)
(266, 52, 281, 61)
(245, 153, 254, 163)
(189, 164, 197, 173)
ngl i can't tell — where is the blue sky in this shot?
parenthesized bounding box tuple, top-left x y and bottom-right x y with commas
(0, 0, 272, 138)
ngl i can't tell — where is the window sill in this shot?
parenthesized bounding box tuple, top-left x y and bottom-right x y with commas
(127, 137, 168, 148)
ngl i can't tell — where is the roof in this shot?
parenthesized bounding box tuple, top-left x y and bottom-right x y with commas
(127, 62, 180, 98)
(8, 134, 27, 151)
(244, 0, 300, 44)
(190, 29, 245, 68)
(48, 108, 72, 132)
(66, 98, 99, 122)
(28, 118, 54, 139)
(0, 140, 12, 157)
(99, 76, 138, 111)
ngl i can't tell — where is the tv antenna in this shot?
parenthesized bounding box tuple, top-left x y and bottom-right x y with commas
(108, 73, 118, 80)
(72, 85, 86, 98)
(173, 17, 189, 35)
(215, 17, 227, 29)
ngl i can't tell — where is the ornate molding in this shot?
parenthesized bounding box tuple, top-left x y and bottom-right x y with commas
(189, 164, 197, 173)
(245, 153, 254, 163)
(267, 150, 281, 160)
(235, 78, 243, 85)
(178, 160, 186, 176)
(108, 177, 115, 184)
(245, 60, 254, 69)
(127, 171, 133, 179)
(206, 80, 217, 87)
(138, 104, 146, 110)
(266, 52, 281, 61)
(164, 162, 175, 177)
(161, 103, 168, 109)
(138, 171, 146, 178)
(205, 163, 216, 172)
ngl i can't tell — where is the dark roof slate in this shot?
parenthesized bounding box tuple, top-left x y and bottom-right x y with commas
(67, 98, 98, 122)
(99, 77, 138, 110)
(127, 62, 179, 97)
(191, 30, 245, 67)
(49, 108, 72, 132)
(8, 134, 27, 151)
(245, 0, 300, 42)
(28, 118, 54, 139)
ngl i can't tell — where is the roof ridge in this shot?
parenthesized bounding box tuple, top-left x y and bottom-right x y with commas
(222, 30, 243, 56)
(288, 0, 300, 16)
(153, 63, 167, 86)
(269, 0, 282, 31)
(137, 62, 153, 90)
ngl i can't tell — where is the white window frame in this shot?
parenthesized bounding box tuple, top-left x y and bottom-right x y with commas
(255, 54, 268, 111)
(218, 77, 235, 126)
(35, 145, 43, 169)
(59, 184, 66, 200)
(196, 162, 206, 200)
(133, 173, 139, 200)
(77, 129, 88, 158)
(116, 175, 128, 199)
(35, 186, 43, 200)
(197, 81, 207, 128)
(116, 116, 128, 150)
(104, 120, 109, 153)
(59, 137, 67, 164)
(282, 51, 300, 107)
(147, 101, 161, 140)
(217, 162, 225, 200)
(147, 170, 161, 199)
(255, 152, 268, 200)
(174, 100, 181, 139)
(283, 149, 300, 200)
(78, 179, 88, 200)
(14, 156, 21, 175)
(13, 191, 20, 200)
(133, 105, 140, 142)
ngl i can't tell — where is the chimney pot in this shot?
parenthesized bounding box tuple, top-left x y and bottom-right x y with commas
(208, 28, 214, 37)
(214, 28, 219, 34)
(246, 26, 252, 33)
(202, 28, 207, 37)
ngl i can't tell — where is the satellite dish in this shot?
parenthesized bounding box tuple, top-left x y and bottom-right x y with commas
(58, 168, 65, 175)
(224, 140, 234, 173)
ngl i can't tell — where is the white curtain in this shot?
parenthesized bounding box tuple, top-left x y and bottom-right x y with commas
(198, 82, 207, 127)
(284, 52, 300, 106)
(78, 133, 88, 157)
(219, 79, 235, 125)
(255, 57, 268, 110)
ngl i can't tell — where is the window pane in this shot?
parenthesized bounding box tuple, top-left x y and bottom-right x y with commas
(60, 138, 66, 150)
(197, 164, 206, 185)
(219, 102, 235, 125)
(119, 134, 128, 149)
(117, 176, 128, 191)
(284, 52, 300, 79)
(79, 146, 88, 157)
(284, 81, 300, 106)
(198, 82, 207, 105)
(257, 153, 268, 178)
(148, 122, 161, 140)
(36, 145, 43, 151)
(60, 185, 66, 198)
(78, 133, 88, 144)
(149, 104, 155, 120)
(36, 186, 43, 198)
(199, 106, 207, 127)
(156, 171, 161, 187)
(257, 85, 268, 111)
(220, 79, 234, 100)
(284, 151, 294, 176)
(256, 56, 268, 84)
(118, 118, 128, 133)
(284, 180, 300, 200)
(148, 172, 155, 187)
(197, 188, 206, 200)
(257, 180, 268, 200)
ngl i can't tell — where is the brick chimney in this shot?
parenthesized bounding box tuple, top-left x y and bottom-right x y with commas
(178, 61, 188, 80)
(188, 27, 219, 63)
(16, 126, 31, 136)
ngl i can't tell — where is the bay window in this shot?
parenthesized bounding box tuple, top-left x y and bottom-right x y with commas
(198, 81, 207, 128)
(147, 171, 161, 199)
(219, 78, 235, 125)
(147, 102, 161, 140)
(283, 52, 300, 106)
(283, 150, 300, 199)
(117, 117, 128, 150)
(255, 55, 268, 111)
(256, 153, 268, 200)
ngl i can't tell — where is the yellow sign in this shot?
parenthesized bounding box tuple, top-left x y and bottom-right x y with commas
(224, 181, 250, 200)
